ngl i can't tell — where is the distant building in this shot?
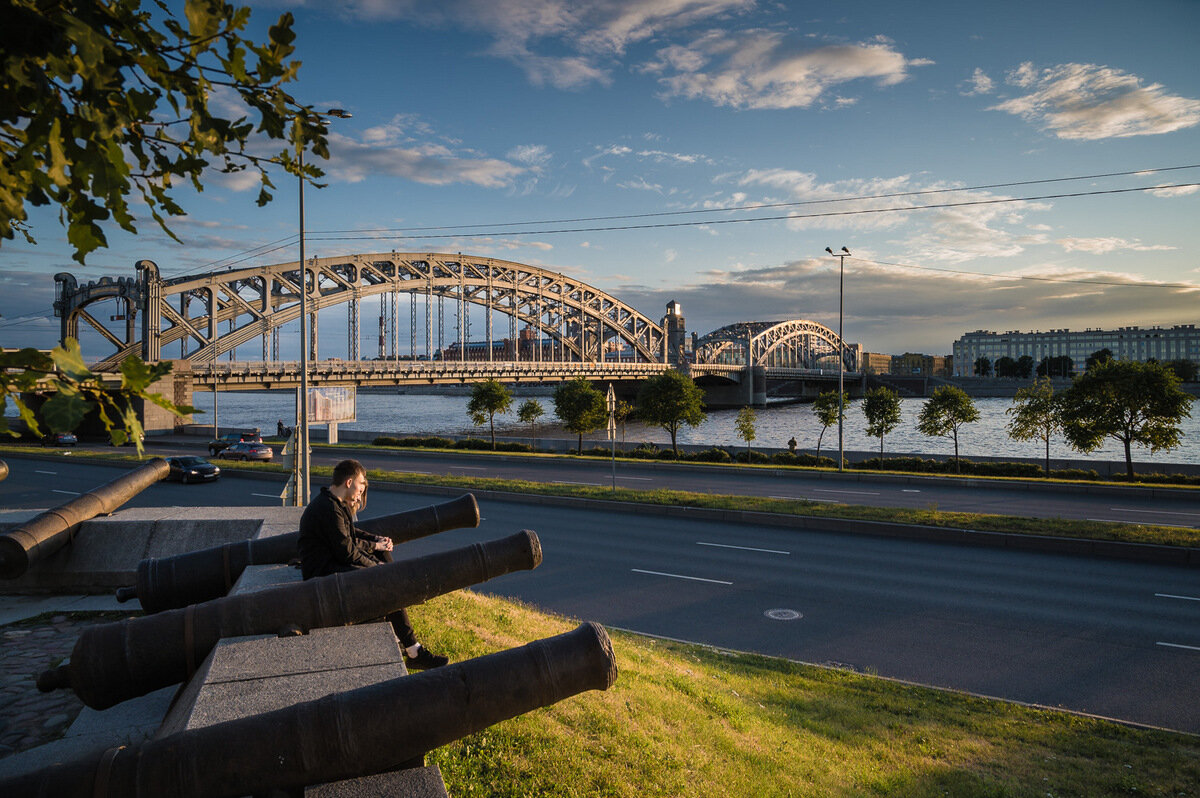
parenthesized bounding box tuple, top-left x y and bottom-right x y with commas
(861, 352, 892, 374)
(891, 352, 952, 377)
(952, 325, 1200, 376)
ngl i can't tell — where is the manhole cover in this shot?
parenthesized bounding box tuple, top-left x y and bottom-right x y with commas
(764, 608, 802, 621)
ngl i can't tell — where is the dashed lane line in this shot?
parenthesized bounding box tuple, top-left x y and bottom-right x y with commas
(632, 568, 732, 585)
(697, 541, 790, 555)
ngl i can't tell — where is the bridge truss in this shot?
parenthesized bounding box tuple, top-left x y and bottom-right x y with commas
(693, 319, 859, 372)
(54, 254, 667, 371)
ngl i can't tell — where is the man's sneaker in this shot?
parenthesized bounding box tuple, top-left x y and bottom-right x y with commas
(406, 646, 448, 670)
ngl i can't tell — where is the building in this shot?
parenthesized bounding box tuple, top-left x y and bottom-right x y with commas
(861, 352, 892, 374)
(952, 325, 1200, 376)
(891, 352, 953, 377)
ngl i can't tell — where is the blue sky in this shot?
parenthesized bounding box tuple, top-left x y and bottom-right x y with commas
(4, 0, 1199, 358)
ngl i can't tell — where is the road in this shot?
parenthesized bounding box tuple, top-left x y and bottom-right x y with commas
(3, 456, 1199, 733)
(137, 436, 1200, 528)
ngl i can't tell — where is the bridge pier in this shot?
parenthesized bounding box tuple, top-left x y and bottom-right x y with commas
(698, 366, 766, 409)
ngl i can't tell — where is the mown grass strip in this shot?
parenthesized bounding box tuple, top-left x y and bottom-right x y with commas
(4, 444, 1198, 549)
(420, 590, 1200, 798)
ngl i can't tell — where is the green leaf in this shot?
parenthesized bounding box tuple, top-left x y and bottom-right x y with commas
(51, 338, 95, 381)
(42, 391, 92, 432)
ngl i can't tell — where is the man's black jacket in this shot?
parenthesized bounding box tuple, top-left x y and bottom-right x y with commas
(298, 486, 378, 579)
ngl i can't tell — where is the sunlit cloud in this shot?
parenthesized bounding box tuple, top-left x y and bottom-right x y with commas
(962, 67, 994, 96)
(1148, 184, 1200, 198)
(989, 62, 1200, 139)
(644, 30, 931, 109)
(1056, 237, 1175, 254)
(325, 132, 524, 188)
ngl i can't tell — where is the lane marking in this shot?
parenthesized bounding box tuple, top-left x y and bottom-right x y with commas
(769, 495, 843, 504)
(1156, 593, 1200, 602)
(35, 470, 57, 475)
(902, 489, 921, 493)
(1157, 641, 1200, 652)
(450, 466, 486, 470)
(616, 476, 653, 481)
(1110, 507, 1200, 518)
(697, 541, 790, 555)
(553, 480, 600, 486)
(51, 489, 80, 496)
(1088, 518, 1194, 529)
(632, 568, 732, 585)
(251, 493, 280, 499)
(814, 489, 880, 496)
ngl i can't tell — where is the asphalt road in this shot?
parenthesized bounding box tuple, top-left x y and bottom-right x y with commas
(3, 456, 1199, 733)
(140, 436, 1200, 528)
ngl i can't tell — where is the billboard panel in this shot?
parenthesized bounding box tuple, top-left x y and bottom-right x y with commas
(308, 386, 356, 424)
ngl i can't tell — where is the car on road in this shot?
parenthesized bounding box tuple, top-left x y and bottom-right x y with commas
(165, 455, 221, 483)
(41, 431, 78, 447)
(214, 441, 273, 462)
(208, 431, 262, 455)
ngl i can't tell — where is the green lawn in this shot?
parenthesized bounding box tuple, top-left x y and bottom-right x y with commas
(420, 590, 1200, 798)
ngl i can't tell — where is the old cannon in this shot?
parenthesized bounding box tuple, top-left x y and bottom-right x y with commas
(115, 493, 481, 613)
(0, 458, 169, 578)
(38, 529, 542, 709)
(6, 622, 616, 798)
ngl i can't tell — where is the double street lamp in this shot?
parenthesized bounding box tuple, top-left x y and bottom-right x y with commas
(297, 108, 352, 506)
(825, 246, 850, 472)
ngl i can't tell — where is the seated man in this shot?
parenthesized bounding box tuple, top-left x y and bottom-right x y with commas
(298, 458, 448, 670)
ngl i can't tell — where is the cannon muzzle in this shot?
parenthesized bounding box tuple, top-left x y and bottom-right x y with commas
(0, 459, 8, 482)
(117, 493, 480, 612)
(8, 622, 615, 798)
(41, 529, 541, 709)
(0, 458, 169, 578)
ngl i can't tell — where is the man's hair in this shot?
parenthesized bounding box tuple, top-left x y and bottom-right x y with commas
(331, 459, 366, 486)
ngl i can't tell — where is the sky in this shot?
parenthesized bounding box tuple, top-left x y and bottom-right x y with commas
(3, 0, 1200, 360)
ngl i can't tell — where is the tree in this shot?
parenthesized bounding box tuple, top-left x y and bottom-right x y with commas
(1085, 348, 1115, 372)
(636, 370, 707, 456)
(1058, 359, 1194, 478)
(0, 339, 193, 455)
(1016, 355, 1035, 379)
(613, 399, 634, 444)
(1165, 359, 1199, 383)
(811, 390, 847, 459)
(974, 356, 992, 377)
(916, 386, 980, 473)
(1006, 377, 1061, 476)
(553, 378, 607, 454)
(517, 398, 544, 442)
(3, 0, 330, 262)
(735, 406, 757, 460)
(862, 387, 902, 463)
(994, 356, 1018, 378)
(466, 379, 512, 450)
(1037, 355, 1074, 378)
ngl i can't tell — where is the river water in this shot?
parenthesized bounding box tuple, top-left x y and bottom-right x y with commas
(189, 390, 1200, 467)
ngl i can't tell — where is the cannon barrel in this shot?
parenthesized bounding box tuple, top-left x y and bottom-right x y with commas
(117, 493, 481, 612)
(7, 622, 615, 798)
(0, 458, 169, 578)
(0, 459, 8, 482)
(39, 529, 542, 709)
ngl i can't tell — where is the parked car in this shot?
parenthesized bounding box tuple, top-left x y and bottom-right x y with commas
(41, 431, 78, 447)
(165, 455, 221, 484)
(208, 431, 261, 455)
(215, 441, 273, 462)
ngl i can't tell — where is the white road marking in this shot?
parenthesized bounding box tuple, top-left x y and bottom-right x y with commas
(697, 541, 790, 555)
(1089, 518, 1193, 528)
(251, 493, 279, 499)
(35, 470, 57, 475)
(814, 488, 880, 496)
(632, 568, 732, 585)
(902, 489, 921, 493)
(1110, 507, 1200, 518)
(51, 489, 80, 495)
(450, 466, 486, 470)
(768, 495, 843, 504)
(1157, 641, 1200, 652)
(616, 476, 653, 481)
(1156, 593, 1200, 602)
(553, 480, 600, 486)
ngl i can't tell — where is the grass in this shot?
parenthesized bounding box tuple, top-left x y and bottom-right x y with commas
(417, 590, 1200, 798)
(3, 442, 1199, 549)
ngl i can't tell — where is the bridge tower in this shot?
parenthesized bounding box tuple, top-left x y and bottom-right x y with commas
(662, 300, 687, 368)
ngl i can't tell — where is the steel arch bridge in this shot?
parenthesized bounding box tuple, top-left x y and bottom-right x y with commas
(692, 319, 859, 372)
(55, 254, 668, 371)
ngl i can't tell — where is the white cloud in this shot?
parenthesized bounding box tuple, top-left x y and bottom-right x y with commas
(989, 62, 1200, 140)
(1056, 237, 1175, 254)
(962, 67, 994, 96)
(646, 30, 930, 109)
(325, 132, 524, 188)
(1148, 184, 1200, 198)
(618, 176, 664, 192)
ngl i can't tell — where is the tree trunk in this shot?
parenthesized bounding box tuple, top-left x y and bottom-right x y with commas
(879, 435, 884, 467)
(1124, 437, 1134, 479)
(816, 427, 825, 459)
(490, 416, 496, 450)
(953, 430, 960, 473)
(1044, 435, 1050, 477)
(578, 432, 583, 455)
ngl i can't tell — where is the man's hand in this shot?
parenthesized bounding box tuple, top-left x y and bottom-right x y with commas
(372, 536, 393, 552)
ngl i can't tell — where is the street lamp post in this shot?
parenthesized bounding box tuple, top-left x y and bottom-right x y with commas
(825, 247, 850, 472)
(297, 108, 351, 507)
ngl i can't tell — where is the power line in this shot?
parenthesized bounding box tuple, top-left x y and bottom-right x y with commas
(305, 182, 1200, 243)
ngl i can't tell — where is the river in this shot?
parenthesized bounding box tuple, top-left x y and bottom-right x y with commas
(188, 390, 1200, 467)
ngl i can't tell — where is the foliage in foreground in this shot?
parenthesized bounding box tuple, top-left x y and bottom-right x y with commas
(419, 590, 1200, 798)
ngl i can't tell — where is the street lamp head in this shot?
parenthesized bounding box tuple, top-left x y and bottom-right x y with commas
(824, 247, 834, 255)
(841, 246, 850, 255)
(324, 108, 353, 119)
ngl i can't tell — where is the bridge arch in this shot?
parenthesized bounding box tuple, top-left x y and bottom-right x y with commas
(62, 254, 667, 370)
(693, 319, 858, 372)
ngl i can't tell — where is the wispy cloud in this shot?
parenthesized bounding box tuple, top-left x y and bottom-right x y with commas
(962, 67, 994, 96)
(326, 130, 524, 188)
(989, 62, 1200, 139)
(643, 31, 931, 109)
(1056, 237, 1175, 254)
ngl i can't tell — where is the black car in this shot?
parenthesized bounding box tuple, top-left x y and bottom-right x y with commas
(208, 431, 262, 455)
(165, 455, 221, 483)
(41, 431, 78, 447)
